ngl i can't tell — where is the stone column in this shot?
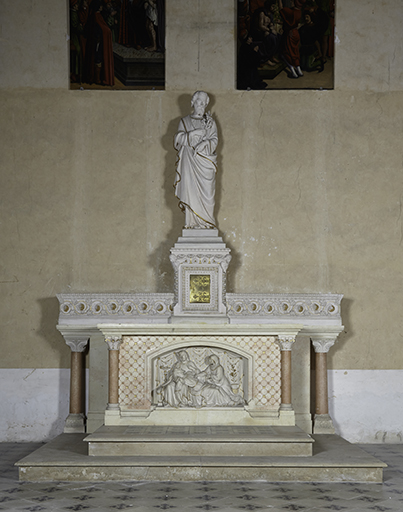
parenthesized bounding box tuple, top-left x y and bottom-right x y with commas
(105, 335, 123, 413)
(276, 335, 296, 417)
(311, 335, 338, 434)
(64, 336, 89, 433)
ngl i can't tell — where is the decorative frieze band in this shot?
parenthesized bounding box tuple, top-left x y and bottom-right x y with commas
(57, 293, 343, 327)
(226, 293, 342, 319)
(57, 293, 174, 318)
(169, 252, 232, 273)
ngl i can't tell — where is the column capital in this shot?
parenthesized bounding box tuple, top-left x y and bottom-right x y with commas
(276, 335, 296, 351)
(311, 334, 339, 353)
(105, 335, 123, 351)
(64, 335, 89, 353)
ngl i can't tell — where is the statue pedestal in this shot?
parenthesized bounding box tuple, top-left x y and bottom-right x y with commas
(169, 229, 231, 321)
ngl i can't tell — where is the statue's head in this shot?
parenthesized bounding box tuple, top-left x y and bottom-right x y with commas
(208, 354, 220, 368)
(177, 350, 190, 362)
(191, 91, 209, 109)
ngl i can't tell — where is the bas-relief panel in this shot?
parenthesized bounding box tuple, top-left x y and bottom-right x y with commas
(154, 348, 246, 408)
(237, 0, 335, 90)
(118, 335, 281, 411)
(69, 0, 165, 90)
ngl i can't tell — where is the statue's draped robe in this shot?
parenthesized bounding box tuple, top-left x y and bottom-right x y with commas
(174, 115, 218, 228)
(200, 364, 245, 407)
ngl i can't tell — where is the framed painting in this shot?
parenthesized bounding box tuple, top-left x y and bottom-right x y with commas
(237, 0, 335, 90)
(69, 0, 165, 90)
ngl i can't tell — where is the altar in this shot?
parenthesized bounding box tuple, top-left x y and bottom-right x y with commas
(57, 288, 344, 436)
(16, 92, 386, 482)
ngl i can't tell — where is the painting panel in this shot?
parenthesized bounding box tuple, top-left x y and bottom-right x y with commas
(237, 0, 335, 90)
(69, 0, 165, 90)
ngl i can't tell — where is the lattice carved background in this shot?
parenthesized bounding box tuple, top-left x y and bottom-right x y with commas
(119, 335, 281, 410)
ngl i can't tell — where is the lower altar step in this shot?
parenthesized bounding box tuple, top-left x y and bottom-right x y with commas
(85, 425, 314, 457)
(16, 432, 387, 483)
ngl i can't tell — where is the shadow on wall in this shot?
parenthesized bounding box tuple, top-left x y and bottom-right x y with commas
(148, 92, 241, 294)
(327, 297, 353, 368)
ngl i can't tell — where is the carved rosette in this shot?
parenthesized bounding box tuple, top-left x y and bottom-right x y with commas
(105, 336, 123, 351)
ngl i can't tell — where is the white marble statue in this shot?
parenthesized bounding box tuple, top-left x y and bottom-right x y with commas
(158, 350, 244, 408)
(174, 91, 218, 229)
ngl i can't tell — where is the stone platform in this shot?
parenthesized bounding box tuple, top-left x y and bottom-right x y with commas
(85, 425, 314, 457)
(16, 433, 386, 483)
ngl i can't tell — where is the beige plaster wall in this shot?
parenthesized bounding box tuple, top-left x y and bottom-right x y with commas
(1, 1, 402, 370)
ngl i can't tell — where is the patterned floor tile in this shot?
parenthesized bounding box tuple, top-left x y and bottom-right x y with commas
(1, 443, 403, 511)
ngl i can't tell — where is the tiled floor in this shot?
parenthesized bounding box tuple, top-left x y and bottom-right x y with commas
(1, 443, 403, 511)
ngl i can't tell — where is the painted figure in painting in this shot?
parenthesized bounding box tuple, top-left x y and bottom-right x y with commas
(279, 0, 305, 78)
(174, 91, 218, 229)
(237, 0, 334, 89)
(83, 0, 115, 86)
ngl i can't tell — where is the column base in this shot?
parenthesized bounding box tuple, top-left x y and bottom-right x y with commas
(105, 404, 121, 425)
(64, 413, 86, 433)
(280, 403, 294, 411)
(313, 413, 335, 434)
(278, 407, 295, 426)
(106, 403, 120, 411)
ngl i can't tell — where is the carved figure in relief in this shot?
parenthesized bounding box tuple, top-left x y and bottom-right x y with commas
(159, 350, 201, 407)
(174, 91, 218, 229)
(198, 355, 245, 407)
(157, 351, 244, 408)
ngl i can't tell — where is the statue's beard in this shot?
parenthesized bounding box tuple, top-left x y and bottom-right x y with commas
(193, 106, 205, 117)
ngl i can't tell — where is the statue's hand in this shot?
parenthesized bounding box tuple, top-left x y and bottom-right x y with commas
(191, 128, 206, 138)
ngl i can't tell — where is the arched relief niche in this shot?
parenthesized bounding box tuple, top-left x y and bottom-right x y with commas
(151, 345, 249, 408)
(119, 335, 281, 412)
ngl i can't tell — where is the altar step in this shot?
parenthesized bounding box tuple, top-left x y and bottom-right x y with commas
(85, 425, 314, 457)
(16, 433, 387, 483)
